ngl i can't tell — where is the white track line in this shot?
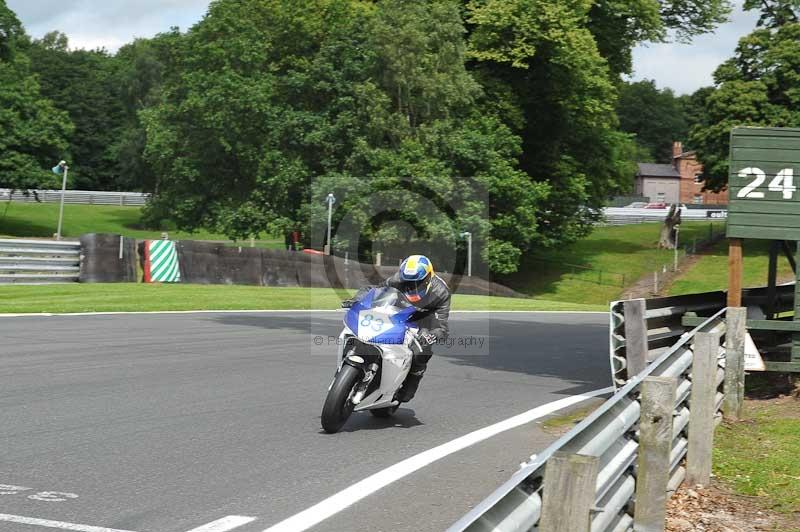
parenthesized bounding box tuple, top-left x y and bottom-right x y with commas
(262, 387, 614, 532)
(0, 309, 605, 318)
(184, 516, 257, 532)
(0, 514, 137, 532)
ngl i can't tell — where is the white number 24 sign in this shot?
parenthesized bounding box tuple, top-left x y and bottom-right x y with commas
(737, 167, 796, 199)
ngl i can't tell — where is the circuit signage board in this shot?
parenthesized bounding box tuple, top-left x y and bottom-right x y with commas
(727, 127, 800, 240)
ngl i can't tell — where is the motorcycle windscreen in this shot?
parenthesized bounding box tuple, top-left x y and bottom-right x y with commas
(345, 287, 416, 344)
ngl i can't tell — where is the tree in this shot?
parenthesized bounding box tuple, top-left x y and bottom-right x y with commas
(690, 2, 800, 191)
(586, 0, 732, 75)
(465, 0, 637, 244)
(617, 80, 689, 162)
(27, 32, 125, 190)
(143, 0, 547, 274)
(0, 0, 22, 61)
(0, 2, 72, 191)
(109, 32, 179, 192)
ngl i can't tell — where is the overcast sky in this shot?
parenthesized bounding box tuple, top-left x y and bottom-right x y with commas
(9, 0, 759, 96)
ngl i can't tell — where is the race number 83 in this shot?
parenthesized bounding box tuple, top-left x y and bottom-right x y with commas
(737, 167, 796, 199)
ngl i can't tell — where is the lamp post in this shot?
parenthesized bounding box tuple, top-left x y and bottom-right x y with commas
(52, 160, 68, 240)
(460, 231, 472, 277)
(325, 193, 336, 255)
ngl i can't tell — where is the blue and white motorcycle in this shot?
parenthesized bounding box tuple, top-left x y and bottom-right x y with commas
(321, 287, 420, 433)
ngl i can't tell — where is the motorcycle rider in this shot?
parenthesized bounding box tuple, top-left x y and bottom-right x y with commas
(343, 254, 451, 403)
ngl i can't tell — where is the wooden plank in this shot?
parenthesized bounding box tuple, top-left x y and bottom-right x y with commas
(766, 241, 779, 319)
(727, 225, 800, 240)
(634, 377, 678, 532)
(782, 241, 797, 273)
(539, 452, 599, 532)
(728, 240, 743, 308)
(731, 148, 800, 163)
(687, 331, 720, 486)
(793, 242, 800, 364)
(623, 299, 649, 379)
(732, 126, 800, 138)
(765, 361, 800, 372)
(731, 136, 800, 150)
(729, 200, 800, 215)
(724, 308, 747, 421)
(724, 213, 800, 229)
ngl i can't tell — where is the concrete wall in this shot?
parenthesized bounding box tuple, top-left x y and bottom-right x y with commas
(641, 178, 680, 204)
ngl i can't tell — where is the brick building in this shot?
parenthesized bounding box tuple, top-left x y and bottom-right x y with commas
(634, 142, 728, 205)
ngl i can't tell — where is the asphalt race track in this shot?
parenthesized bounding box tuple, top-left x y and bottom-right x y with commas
(1, 311, 611, 532)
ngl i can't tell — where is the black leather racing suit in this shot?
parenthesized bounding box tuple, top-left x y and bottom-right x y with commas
(382, 272, 451, 379)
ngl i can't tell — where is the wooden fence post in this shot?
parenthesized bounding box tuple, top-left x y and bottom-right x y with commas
(728, 239, 743, 307)
(686, 331, 720, 486)
(724, 307, 747, 421)
(539, 452, 599, 532)
(634, 376, 678, 532)
(624, 298, 649, 379)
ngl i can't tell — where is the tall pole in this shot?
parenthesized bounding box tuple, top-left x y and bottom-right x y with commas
(467, 232, 472, 277)
(460, 231, 472, 277)
(56, 163, 68, 241)
(325, 193, 335, 255)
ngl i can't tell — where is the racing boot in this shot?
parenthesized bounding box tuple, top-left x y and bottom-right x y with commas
(396, 371, 424, 403)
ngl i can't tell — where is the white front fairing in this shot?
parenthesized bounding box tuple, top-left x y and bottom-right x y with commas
(336, 324, 417, 411)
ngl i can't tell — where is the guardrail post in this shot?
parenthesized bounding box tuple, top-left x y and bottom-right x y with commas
(724, 307, 746, 420)
(624, 298, 649, 378)
(539, 452, 598, 532)
(686, 331, 720, 486)
(634, 376, 677, 532)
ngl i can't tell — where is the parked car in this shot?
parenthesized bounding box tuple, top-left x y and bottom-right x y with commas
(625, 201, 648, 208)
(644, 202, 667, 209)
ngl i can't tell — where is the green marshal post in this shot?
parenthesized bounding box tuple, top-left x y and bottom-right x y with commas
(727, 126, 800, 372)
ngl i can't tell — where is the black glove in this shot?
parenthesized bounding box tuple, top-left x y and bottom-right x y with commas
(416, 329, 437, 347)
(341, 299, 354, 309)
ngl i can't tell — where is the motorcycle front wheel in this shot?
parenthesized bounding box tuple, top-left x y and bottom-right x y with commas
(321, 364, 361, 433)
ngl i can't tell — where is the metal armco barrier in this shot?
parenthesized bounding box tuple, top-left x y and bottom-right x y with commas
(0, 188, 149, 206)
(600, 208, 724, 226)
(449, 308, 743, 532)
(0, 238, 80, 284)
(610, 286, 795, 386)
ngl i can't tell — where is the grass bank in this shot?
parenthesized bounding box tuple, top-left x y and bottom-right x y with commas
(504, 221, 724, 306)
(0, 202, 283, 247)
(714, 397, 800, 522)
(668, 239, 795, 296)
(0, 284, 605, 314)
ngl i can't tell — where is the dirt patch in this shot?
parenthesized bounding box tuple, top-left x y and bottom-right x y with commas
(666, 482, 800, 532)
(620, 251, 708, 300)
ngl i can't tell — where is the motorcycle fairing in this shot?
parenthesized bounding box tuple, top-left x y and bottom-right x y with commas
(345, 288, 416, 345)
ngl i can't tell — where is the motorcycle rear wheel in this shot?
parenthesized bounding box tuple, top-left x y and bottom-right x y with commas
(321, 364, 360, 433)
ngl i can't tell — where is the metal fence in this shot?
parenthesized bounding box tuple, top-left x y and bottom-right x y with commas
(0, 189, 149, 206)
(449, 307, 743, 532)
(600, 208, 727, 226)
(0, 238, 80, 284)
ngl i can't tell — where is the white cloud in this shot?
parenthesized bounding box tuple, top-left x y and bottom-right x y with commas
(629, 1, 760, 94)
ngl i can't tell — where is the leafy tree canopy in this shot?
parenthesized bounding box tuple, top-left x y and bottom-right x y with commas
(617, 80, 689, 162)
(690, 1, 800, 190)
(0, 2, 73, 192)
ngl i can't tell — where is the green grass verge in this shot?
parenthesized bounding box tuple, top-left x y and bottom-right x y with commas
(503, 221, 725, 306)
(714, 398, 800, 517)
(0, 284, 606, 314)
(668, 239, 795, 296)
(0, 202, 283, 248)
